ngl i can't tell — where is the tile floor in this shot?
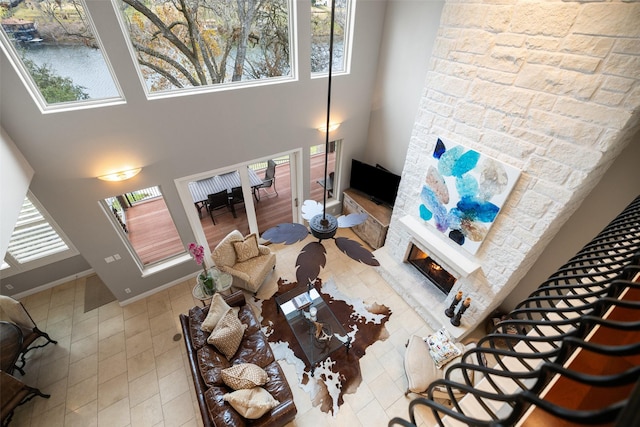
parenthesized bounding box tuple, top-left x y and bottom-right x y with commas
(6, 229, 445, 427)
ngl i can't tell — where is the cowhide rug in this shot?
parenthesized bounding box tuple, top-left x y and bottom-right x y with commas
(252, 278, 392, 415)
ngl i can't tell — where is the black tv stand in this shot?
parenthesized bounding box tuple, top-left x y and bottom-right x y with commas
(370, 196, 384, 205)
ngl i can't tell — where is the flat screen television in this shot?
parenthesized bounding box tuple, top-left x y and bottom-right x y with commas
(349, 159, 401, 207)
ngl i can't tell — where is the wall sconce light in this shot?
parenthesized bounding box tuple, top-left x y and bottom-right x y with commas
(97, 167, 142, 182)
(317, 122, 341, 133)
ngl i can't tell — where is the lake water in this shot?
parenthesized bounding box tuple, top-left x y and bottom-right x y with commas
(19, 42, 342, 99)
(21, 43, 120, 99)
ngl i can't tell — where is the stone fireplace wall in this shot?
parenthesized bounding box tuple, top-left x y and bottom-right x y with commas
(378, 0, 640, 334)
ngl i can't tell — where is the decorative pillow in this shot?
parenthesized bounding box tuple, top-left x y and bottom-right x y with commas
(207, 309, 247, 360)
(221, 363, 269, 390)
(233, 233, 260, 262)
(201, 293, 231, 332)
(223, 387, 279, 419)
(425, 327, 462, 369)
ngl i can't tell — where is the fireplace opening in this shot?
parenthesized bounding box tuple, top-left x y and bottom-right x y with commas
(407, 244, 457, 295)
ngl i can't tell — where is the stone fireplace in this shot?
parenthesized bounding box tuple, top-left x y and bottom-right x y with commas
(373, 0, 639, 339)
(375, 215, 481, 339)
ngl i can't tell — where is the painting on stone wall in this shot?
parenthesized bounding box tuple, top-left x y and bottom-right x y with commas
(419, 138, 520, 255)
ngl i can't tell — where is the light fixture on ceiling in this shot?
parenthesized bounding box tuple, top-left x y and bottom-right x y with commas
(261, 0, 379, 287)
(317, 122, 341, 133)
(97, 167, 142, 182)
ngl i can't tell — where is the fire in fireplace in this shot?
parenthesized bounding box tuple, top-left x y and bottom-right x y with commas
(407, 244, 457, 295)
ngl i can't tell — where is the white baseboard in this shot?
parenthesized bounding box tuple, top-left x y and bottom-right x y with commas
(11, 269, 95, 300)
(118, 272, 198, 306)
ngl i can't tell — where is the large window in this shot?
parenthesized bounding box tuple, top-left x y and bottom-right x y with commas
(115, 0, 294, 95)
(2, 192, 78, 276)
(0, 0, 122, 112)
(311, 0, 352, 74)
(102, 186, 184, 269)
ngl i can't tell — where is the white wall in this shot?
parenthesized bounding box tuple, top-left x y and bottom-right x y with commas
(0, 0, 387, 299)
(0, 127, 33, 257)
(365, 0, 445, 175)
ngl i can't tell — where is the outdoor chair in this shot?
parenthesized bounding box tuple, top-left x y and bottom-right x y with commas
(228, 186, 245, 216)
(206, 190, 233, 224)
(254, 159, 278, 201)
(0, 296, 57, 375)
(317, 171, 334, 198)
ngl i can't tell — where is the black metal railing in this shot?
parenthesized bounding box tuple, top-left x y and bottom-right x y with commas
(390, 195, 640, 427)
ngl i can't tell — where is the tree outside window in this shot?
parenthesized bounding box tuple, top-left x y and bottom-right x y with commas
(116, 0, 293, 93)
(311, 0, 350, 74)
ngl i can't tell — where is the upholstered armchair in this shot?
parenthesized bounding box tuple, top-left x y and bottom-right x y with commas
(211, 230, 276, 294)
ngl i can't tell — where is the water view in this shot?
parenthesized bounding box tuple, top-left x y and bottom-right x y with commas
(20, 43, 120, 99)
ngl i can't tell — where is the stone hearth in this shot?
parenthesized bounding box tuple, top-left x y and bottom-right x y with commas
(374, 246, 472, 339)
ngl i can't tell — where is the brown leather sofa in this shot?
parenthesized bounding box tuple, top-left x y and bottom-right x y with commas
(180, 291, 297, 427)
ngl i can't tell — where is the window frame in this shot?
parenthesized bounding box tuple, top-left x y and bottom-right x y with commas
(99, 185, 189, 277)
(111, 0, 299, 99)
(0, 0, 125, 114)
(2, 191, 79, 277)
(310, 0, 355, 78)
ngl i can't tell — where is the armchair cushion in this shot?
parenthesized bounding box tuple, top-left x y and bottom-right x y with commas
(213, 230, 244, 268)
(233, 234, 260, 262)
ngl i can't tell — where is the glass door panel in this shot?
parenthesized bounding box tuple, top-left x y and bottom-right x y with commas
(250, 156, 294, 234)
(310, 140, 339, 203)
(189, 168, 252, 252)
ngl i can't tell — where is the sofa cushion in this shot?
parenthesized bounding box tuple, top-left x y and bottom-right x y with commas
(201, 294, 232, 332)
(233, 233, 260, 262)
(207, 309, 247, 360)
(221, 363, 269, 390)
(223, 387, 280, 419)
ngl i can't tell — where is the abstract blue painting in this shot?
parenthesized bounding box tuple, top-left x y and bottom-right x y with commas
(419, 138, 520, 255)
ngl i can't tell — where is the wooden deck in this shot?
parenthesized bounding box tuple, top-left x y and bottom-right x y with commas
(125, 154, 336, 265)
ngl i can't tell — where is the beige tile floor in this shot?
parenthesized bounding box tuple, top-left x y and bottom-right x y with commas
(6, 229, 442, 427)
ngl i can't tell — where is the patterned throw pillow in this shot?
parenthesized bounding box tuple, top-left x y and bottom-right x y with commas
(201, 293, 231, 332)
(207, 309, 246, 360)
(223, 387, 280, 419)
(233, 233, 260, 262)
(221, 363, 269, 390)
(425, 327, 462, 369)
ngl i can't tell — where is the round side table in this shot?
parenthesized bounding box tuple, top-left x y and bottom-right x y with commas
(192, 269, 234, 306)
(211, 269, 233, 294)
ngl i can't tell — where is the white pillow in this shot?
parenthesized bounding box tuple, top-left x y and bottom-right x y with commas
(201, 293, 231, 332)
(425, 327, 462, 369)
(223, 387, 279, 419)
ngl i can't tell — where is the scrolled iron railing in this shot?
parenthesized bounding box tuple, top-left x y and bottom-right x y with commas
(390, 195, 640, 427)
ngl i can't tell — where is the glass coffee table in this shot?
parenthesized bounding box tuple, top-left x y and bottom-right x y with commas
(275, 285, 351, 373)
